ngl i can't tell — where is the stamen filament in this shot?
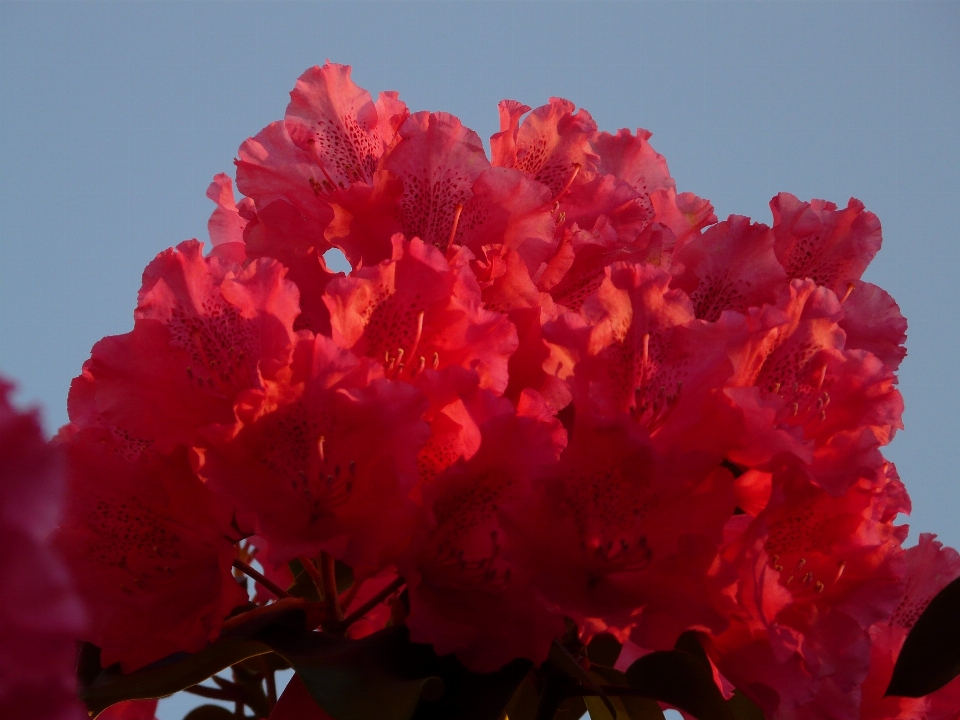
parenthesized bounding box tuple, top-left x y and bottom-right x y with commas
(447, 203, 464, 248)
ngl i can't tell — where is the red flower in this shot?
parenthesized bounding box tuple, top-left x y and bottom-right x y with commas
(671, 215, 786, 322)
(771, 193, 882, 299)
(69, 239, 300, 453)
(196, 334, 429, 575)
(57, 428, 246, 672)
(324, 235, 518, 394)
(504, 415, 736, 650)
(704, 463, 908, 718)
(860, 534, 960, 720)
(0, 380, 86, 720)
(96, 700, 159, 720)
(724, 280, 904, 495)
(402, 391, 567, 671)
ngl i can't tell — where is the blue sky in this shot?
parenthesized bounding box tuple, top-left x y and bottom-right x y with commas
(1, 2, 958, 716)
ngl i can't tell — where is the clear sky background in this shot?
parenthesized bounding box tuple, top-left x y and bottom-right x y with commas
(1, 2, 958, 718)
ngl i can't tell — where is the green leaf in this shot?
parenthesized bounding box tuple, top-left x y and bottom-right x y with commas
(266, 625, 532, 720)
(673, 631, 711, 669)
(548, 641, 616, 718)
(618, 696, 667, 720)
(587, 633, 623, 668)
(887, 573, 960, 697)
(81, 599, 317, 716)
(83, 639, 272, 717)
(726, 691, 766, 720)
(586, 696, 665, 720)
(182, 706, 236, 720)
(287, 559, 322, 602)
(410, 655, 531, 720)
(625, 651, 733, 720)
(263, 626, 442, 720)
(501, 673, 540, 720)
(553, 697, 588, 720)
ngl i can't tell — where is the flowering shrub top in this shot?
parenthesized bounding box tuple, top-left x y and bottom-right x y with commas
(19, 62, 958, 719)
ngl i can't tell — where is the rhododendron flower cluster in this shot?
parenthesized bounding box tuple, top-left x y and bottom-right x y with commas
(5, 62, 958, 719)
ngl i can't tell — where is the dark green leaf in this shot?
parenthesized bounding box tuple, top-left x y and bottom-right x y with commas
(727, 690, 766, 719)
(588, 665, 629, 687)
(83, 640, 272, 716)
(673, 632, 710, 670)
(586, 695, 667, 720)
(618, 696, 667, 720)
(501, 673, 540, 720)
(548, 641, 616, 718)
(587, 634, 623, 668)
(287, 559, 322, 601)
(182, 705, 235, 720)
(625, 650, 733, 720)
(553, 697, 588, 720)
(82, 599, 314, 716)
(76, 642, 102, 688)
(231, 662, 271, 718)
(410, 655, 531, 720)
(263, 626, 442, 720)
(266, 624, 532, 720)
(887, 574, 960, 697)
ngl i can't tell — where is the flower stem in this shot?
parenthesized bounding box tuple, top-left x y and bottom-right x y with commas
(232, 558, 290, 599)
(297, 555, 324, 594)
(332, 576, 405, 633)
(320, 552, 343, 621)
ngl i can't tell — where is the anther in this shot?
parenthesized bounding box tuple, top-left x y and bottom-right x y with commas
(803, 572, 813, 585)
(317, 436, 325, 463)
(557, 211, 566, 225)
(816, 365, 827, 391)
(432, 352, 440, 369)
(814, 581, 825, 593)
(417, 355, 426, 374)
